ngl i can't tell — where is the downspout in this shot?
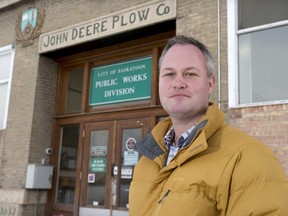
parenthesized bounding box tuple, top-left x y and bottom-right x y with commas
(217, 0, 221, 108)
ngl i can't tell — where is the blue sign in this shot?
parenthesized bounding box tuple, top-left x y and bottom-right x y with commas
(21, 8, 38, 32)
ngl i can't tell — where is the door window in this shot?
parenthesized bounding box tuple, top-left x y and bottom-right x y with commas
(56, 125, 79, 204)
(119, 128, 141, 208)
(87, 130, 110, 206)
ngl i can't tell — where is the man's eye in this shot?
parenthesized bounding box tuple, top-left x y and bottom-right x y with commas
(164, 73, 175, 77)
(185, 72, 197, 77)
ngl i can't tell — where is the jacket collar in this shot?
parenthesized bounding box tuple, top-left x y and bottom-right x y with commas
(135, 103, 225, 162)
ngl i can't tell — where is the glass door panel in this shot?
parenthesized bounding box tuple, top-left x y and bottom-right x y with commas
(116, 118, 150, 210)
(56, 124, 79, 205)
(87, 130, 109, 206)
(119, 128, 141, 208)
(82, 121, 114, 210)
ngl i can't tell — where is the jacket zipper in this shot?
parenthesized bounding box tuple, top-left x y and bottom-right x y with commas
(153, 190, 171, 215)
(158, 190, 170, 203)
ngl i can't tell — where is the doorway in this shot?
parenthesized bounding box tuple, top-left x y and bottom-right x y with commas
(49, 32, 174, 216)
(79, 118, 150, 215)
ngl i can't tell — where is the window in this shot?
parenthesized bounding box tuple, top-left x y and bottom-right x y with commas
(228, 0, 288, 107)
(0, 45, 15, 129)
(65, 67, 84, 113)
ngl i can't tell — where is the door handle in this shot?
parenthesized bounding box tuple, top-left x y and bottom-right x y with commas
(111, 164, 118, 176)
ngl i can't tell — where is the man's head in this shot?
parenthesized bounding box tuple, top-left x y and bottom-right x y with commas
(159, 35, 214, 78)
(158, 35, 215, 122)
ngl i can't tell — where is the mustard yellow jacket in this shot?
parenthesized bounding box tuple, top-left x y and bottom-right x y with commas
(129, 103, 288, 216)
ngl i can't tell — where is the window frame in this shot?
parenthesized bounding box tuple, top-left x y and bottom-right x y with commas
(227, 0, 288, 108)
(0, 44, 15, 129)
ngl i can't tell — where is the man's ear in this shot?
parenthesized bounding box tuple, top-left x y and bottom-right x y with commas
(208, 75, 216, 94)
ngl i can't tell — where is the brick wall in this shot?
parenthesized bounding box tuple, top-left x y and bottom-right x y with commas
(29, 56, 58, 164)
(229, 104, 288, 177)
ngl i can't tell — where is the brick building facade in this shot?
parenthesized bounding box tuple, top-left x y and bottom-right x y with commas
(0, 0, 287, 215)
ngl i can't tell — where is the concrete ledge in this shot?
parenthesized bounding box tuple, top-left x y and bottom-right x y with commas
(0, 189, 47, 204)
(0, 0, 22, 9)
(79, 208, 128, 216)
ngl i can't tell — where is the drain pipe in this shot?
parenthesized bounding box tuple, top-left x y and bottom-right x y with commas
(217, 0, 221, 108)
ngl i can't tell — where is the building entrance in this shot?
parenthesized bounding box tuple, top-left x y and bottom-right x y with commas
(51, 117, 151, 216)
(49, 32, 174, 216)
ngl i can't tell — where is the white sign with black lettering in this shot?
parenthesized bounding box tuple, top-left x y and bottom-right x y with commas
(121, 166, 133, 179)
(123, 151, 139, 165)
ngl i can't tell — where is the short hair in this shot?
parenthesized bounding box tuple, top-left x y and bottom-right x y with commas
(159, 35, 214, 77)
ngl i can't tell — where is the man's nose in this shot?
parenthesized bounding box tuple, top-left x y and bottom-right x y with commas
(173, 75, 186, 89)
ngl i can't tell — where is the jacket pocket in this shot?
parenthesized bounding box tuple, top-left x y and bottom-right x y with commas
(152, 186, 219, 216)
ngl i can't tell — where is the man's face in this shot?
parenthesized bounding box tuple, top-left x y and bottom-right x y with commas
(159, 44, 215, 121)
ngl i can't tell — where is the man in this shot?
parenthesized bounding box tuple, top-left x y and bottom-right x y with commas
(129, 35, 288, 216)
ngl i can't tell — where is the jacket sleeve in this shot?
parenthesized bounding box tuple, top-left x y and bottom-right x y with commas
(217, 142, 288, 216)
